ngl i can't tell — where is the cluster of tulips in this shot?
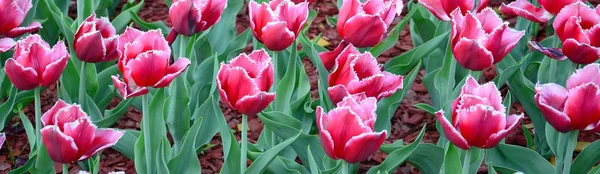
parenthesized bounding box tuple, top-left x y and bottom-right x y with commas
(0, 0, 599, 173)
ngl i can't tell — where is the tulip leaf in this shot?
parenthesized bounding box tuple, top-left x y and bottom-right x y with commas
(0, 86, 16, 131)
(130, 11, 170, 33)
(156, 139, 171, 174)
(134, 88, 168, 174)
(404, 143, 444, 174)
(247, 143, 308, 174)
(33, 144, 55, 174)
(192, 90, 221, 150)
(385, 31, 448, 75)
(8, 153, 35, 174)
(85, 94, 103, 121)
(370, 6, 416, 57)
(307, 146, 321, 174)
(95, 98, 133, 128)
(111, 0, 144, 33)
(299, 33, 335, 111)
(433, 37, 457, 110)
(76, 0, 95, 24)
(375, 61, 421, 133)
(245, 131, 301, 174)
(441, 144, 462, 174)
(485, 144, 555, 173)
(274, 43, 298, 114)
(209, 0, 244, 53)
(571, 139, 600, 173)
(413, 103, 436, 116)
(112, 130, 139, 160)
(166, 76, 192, 153)
(18, 109, 36, 150)
(409, 3, 439, 47)
(168, 117, 203, 174)
(367, 125, 426, 174)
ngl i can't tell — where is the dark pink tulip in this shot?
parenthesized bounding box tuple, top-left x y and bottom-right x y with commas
(436, 76, 523, 150)
(40, 100, 124, 163)
(535, 64, 600, 132)
(217, 49, 275, 116)
(112, 28, 191, 99)
(316, 94, 386, 163)
(0, 0, 42, 52)
(169, 0, 227, 36)
(500, 0, 553, 23)
(291, 0, 314, 5)
(450, 8, 525, 71)
(328, 44, 403, 104)
(539, 0, 583, 15)
(419, 0, 489, 21)
(318, 41, 349, 71)
(74, 14, 119, 63)
(337, 0, 402, 47)
(249, 0, 308, 51)
(551, 2, 600, 64)
(4, 34, 69, 90)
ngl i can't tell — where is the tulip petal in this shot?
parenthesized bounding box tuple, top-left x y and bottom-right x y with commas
(200, 0, 227, 31)
(118, 27, 143, 53)
(499, 0, 552, 23)
(564, 83, 600, 130)
(111, 75, 149, 99)
(249, 1, 278, 42)
(0, 38, 15, 52)
(103, 36, 120, 62)
(476, 8, 505, 34)
(41, 42, 69, 87)
(341, 14, 386, 47)
(343, 131, 386, 163)
(169, 0, 202, 36)
(472, 82, 505, 113)
(323, 107, 373, 159)
(278, 1, 309, 34)
(540, 0, 584, 15)
(436, 111, 470, 150)
(553, 2, 600, 42)
(0, 133, 5, 148)
(319, 41, 349, 71)
(41, 126, 79, 163)
(6, 21, 42, 38)
(127, 51, 170, 87)
(457, 105, 506, 148)
(528, 41, 567, 60)
(75, 31, 106, 62)
(217, 66, 261, 108)
(328, 45, 360, 86)
(562, 39, 600, 65)
(534, 83, 571, 132)
(317, 107, 338, 159)
(347, 74, 384, 99)
(80, 129, 124, 160)
(235, 92, 275, 116)
(153, 57, 191, 88)
(4, 58, 39, 90)
(53, 105, 88, 130)
(0, 0, 31, 34)
(484, 114, 523, 148)
(328, 85, 351, 104)
(62, 117, 96, 157)
(450, 10, 485, 47)
(484, 25, 525, 63)
(337, 94, 377, 128)
(41, 100, 69, 126)
(418, 0, 451, 21)
(337, 0, 362, 32)
(453, 38, 494, 71)
(376, 71, 404, 99)
(567, 63, 600, 90)
(260, 21, 295, 51)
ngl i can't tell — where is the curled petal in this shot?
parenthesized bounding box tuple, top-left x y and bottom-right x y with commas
(249, 1, 277, 42)
(41, 100, 69, 126)
(500, 0, 552, 23)
(278, 1, 309, 34)
(553, 2, 600, 41)
(217, 67, 261, 108)
(41, 42, 69, 87)
(436, 111, 470, 150)
(534, 83, 571, 132)
(340, 14, 386, 47)
(418, 0, 453, 21)
(118, 27, 143, 53)
(476, 8, 505, 34)
(260, 21, 295, 51)
(319, 41, 349, 71)
(337, 0, 362, 33)
(199, 0, 227, 31)
(453, 38, 494, 71)
(80, 129, 124, 160)
(317, 106, 338, 159)
(484, 114, 523, 148)
(0, 38, 15, 52)
(347, 74, 385, 99)
(484, 25, 525, 63)
(41, 126, 79, 163)
(377, 72, 404, 99)
(328, 85, 351, 104)
(169, 0, 202, 36)
(567, 63, 600, 90)
(53, 105, 88, 130)
(450, 10, 485, 47)
(62, 118, 96, 156)
(111, 75, 149, 99)
(235, 92, 276, 116)
(127, 51, 170, 87)
(343, 131, 386, 163)
(562, 39, 600, 64)
(0, 133, 5, 148)
(337, 94, 377, 128)
(6, 21, 42, 38)
(528, 41, 567, 60)
(4, 58, 38, 90)
(564, 83, 600, 131)
(153, 57, 191, 88)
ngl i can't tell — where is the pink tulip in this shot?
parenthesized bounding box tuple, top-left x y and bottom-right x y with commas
(436, 76, 523, 150)
(500, 0, 553, 23)
(4, 34, 69, 90)
(535, 64, 600, 132)
(316, 94, 386, 163)
(169, 0, 227, 36)
(111, 28, 191, 99)
(539, 0, 583, 15)
(328, 44, 403, 104)
(74, 14, 120, 63)
(337, 0, 402, 47)
(40, 100, 124, 163)
(418, 0, 489, 21)
(249, 0, 308, 51)
(550, 2, 600, 64)
(450, 8, 524, 71)
(0, 0, 42, 52)
(217, 49, 275, 116)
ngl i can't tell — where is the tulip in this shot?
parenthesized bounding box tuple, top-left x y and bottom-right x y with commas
(73, 14, 120, 63)
(450, 8, 524, 71)
(0, 0, 42, 52)
(249, 0, 308, 51)
(4, 34, 69, 90)
(535, 63, 600, 132)
(419, 0, 489, 21)
(318, 41, 348, 71)
(328, 44, 403, 104)
(111, 28, 191, 99)
(316, 94, 386, 163)
(217, 49, 275, 116)
(40, 100, 124, 163)
(292, 0, 314, 5)
(500, 0, 553, 23)
(337, 0, 402, 47)
(169, 0, 227, 36)
(539, 0, 583, 15)
(436, 76, 523, 150)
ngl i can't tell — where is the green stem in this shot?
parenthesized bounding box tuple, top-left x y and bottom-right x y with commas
(462, 149, 472, 174)
(34, 87, 41, 150)
(142, 94, 152, 173)
(271, 130, 277, 147)
(549, 35, 560, 83)
(62, 163, 68, 174)
(241, 114, 248, 173)
(562, 130, 579, 174)
(341, 160, 349, 174)
(272, 51, 279, 87)
(178, 35, 189, 58)
(555, 132, 566, 174)
(79, 62, 87, 106)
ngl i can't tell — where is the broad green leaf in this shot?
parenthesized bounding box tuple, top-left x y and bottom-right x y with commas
(385, 32, 448, 75)
(77, 0, 95, 24)
(308, 146, 321, 174)
(134, 89, 168, 174)
(245, 132, 301, 174)
(18, 109, 36, 150)
(193, 91, 221, 150)
(485, 144, 554, 174)
(367, 125, 426, 173)
(111, 0, 144, 33)
(442, 144, 462, 174)
(168, 118, 203, 174)
(166, 77, 192, 153)
(0, 87, 17, 131)
(209, 0, 244, 53)
(94, 98, 133, 128)
(370, 7, 416, 57)
(406, 144, 444, 174)
(112, 130, 139, 160)
(130, 11, 170, 32)
(299, 33, 334, 111)
(413, 103, 436, 116)
(571, 140, 600, 173)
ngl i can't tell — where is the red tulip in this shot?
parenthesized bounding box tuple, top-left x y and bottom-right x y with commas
(249, 0, 309, 51)
(418, 0, 489, 21)
(436, 76, 523, 150)
(0, 0, 42, 52)
(316, 94, 386, 163)
(111, 28, 191, 99)
(4, 34, 69, 90)
(539, 0, 583, 15)
(169, 0, 227, 36)
(318, 41, 348, 71)
(337, 0, 402, 47)
(535, 63, 600, 132)
(500, 0, 553, 23)
(450, 8, 524, 71)
(40, 100, 124, 163)
(328, 44, 403, 104)
(217, 49, 275, 116)
(551, 2, 600, 64)
(74, 14, 119, 63)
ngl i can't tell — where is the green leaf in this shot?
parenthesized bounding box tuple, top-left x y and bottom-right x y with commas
(433, 37, 456, 108)
(413, 103, 436, 116)
(33, 145, 55, 173)
(8, 154, 35, 174)
(406, 144, 444, 174)
(130, 11, 170, 32)
(307, 146, 321, 174)
(571, 139, 600, 173)
(168, 118, 203, 174)
(166, 77, 192, 152)
(134, 89, 168, 174)
(208, 0, 244, 53)
(245, 132, 301, 174)
(299, 33, 334, 111)
(192, 91, 221, 150)
(111, 0, 144, 33)
(385, 32, 448, 75)
(77, 0, 95, 24)
(112, 130, 139, 160)
(442, 144, 462, 174)
(370, 7, 416, 57)
(0, 87, 17, 131)
(367, 125, 426, 173)
(485, 144, 555, 173)
(18, 109, 36, 150)
(95, 98, 134, 128)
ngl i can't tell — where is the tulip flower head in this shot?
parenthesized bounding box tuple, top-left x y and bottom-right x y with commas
(539, 0, 583, 15)
(436, 76, 523, 150)
(169, 0, 227, 36)
(450, 8, 525, 71)
(551, 2, 600, 64)
(4, 34, 69, 90)
(217, 49, 275, 116)
(327, 44, 403, 104)
(535, 63, 600, 132)
(419, 0, 489, 21)
(74, 14, 120, 63)
(249, 0, 309, 51)
(337, 0, 402, 48)
(112, 28, 191, 99)
(40, 100, 124, 163)
(0, 0, 42, 52)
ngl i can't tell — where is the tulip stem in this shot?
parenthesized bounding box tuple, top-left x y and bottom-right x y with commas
(34, 87, 41, 148)
(79, 62, 86, 109)
(141, 94, 152, 173)
(241, 114, 248, 173)
(462, 148, 472, 174)
(272, 51, 279, 86)
(549, 35, 560, 83)
(62, 163, 68, 174)
(555, 132, 566, 174)
(341, 160, 349, 174)
(562, 130, 579, 174)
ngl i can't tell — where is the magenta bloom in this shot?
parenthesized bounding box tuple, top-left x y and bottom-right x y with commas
(41, 100, 124, 163)
(337, 0, 402, 47)
(535, 64, 600, 132)
(169, 0, 227, 36)
(418, 0, 489, 21)
(450, 8, 524, 71)
(328, 44, 403, 104)
(249, 0, 308, 51)
(436, 76, 523, 150)
(553, 2, 600, 64)
(111, 28, 191, 99)
(500, 0, 553, 23)
(4, 34, 69, 90)
(0, 0, 42, 52)
(217, 49, 275, 116)
(317, 94, 386, 163)
(74, 14, 119, 63)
